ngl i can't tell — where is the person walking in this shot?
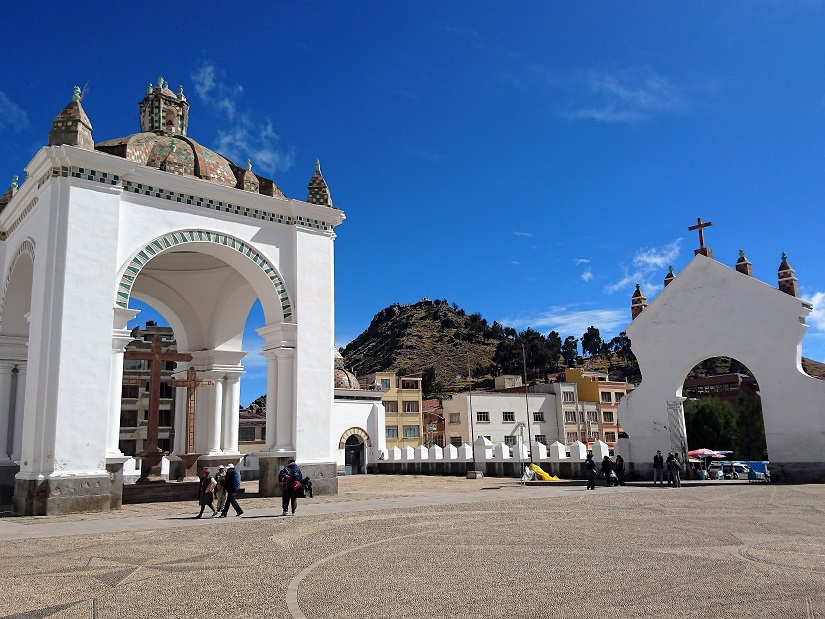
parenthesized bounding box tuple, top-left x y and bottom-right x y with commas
(670, 453, 682, 488)
(653, 450, 664, 486)
(601, 455, 615, 487)
(280, 459, 303, 515)
(615, 454, 626, 486)
(214, 465, 227, 514)
(196, 467, 217, 518)
(585, 453, 597, 490)
(219, 463, 244, 518)
(666, 452, 675, 486)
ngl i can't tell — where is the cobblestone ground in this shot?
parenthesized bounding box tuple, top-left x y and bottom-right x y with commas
(0, 477, 823, 618)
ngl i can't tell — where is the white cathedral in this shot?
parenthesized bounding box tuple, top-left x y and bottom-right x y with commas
(0, 79, 345, 515)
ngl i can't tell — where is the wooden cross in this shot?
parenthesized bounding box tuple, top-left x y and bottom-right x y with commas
(170, 367, 213, 454)
(124, 334, 192, 455)
(688, 217, 713, 250)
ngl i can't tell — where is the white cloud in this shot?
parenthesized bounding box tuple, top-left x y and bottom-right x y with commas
(575, 258, 590, 265)
(513, 231, 533, 238)
(502, 307, 627, 337)
(565, 68, 689, 123)
(0, 92, 28, 133)
(190, 63, 243, 121)
(581, 269, 593, 283)
(804, 291, 825, 331)
(605, 239, 682, 294)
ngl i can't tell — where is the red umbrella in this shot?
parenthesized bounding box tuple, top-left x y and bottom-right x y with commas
(688, 448, 726, 458)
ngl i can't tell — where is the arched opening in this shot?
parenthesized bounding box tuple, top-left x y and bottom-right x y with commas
(680, 356, 767, 480)
(117, 234, 285, 482)
(344, 434, 365, 475)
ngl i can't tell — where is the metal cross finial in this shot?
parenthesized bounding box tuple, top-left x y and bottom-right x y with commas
(739, 249, 745, 258)
(688, 217, 713, 249)
(72, 86, 81, 103)
(782, 251, 788, 262)
(11, 175, 18, 190)
(315, 158, 321, 172)
(246, 158, 253, 172)
(668, 264, 674, 274)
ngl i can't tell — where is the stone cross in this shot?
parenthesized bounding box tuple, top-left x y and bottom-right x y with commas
(124, 334, 192, 456)
(688, 217, 713, 250)
(169, 367, 213, 454)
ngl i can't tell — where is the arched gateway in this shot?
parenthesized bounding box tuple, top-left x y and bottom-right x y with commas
(0, 79, 345, 515)
(616, 235, 825, 483)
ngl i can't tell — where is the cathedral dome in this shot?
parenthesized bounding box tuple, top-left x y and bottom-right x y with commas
(334, 349, 361, 390)
(96, 133, 237, 187)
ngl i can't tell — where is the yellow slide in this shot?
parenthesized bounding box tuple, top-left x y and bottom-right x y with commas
(529, 463, 561, 481)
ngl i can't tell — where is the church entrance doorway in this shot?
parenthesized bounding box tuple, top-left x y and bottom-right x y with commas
(344, 435, 365, 475)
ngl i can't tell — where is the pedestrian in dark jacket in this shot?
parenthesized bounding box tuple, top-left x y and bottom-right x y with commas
(196, 467, 217, 518)
(219, 463, 243, 517)
(666, 452, 675, 486)
(601, 456, 615, 486)
(615, 455, 626, 486)
(280, 459, 303, 515)
(585, 453, 597, 490)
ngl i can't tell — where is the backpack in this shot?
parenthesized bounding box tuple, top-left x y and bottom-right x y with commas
(278, 467, 291, 486)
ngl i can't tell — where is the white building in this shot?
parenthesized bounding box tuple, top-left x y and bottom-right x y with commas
(0, 79, 344, 514)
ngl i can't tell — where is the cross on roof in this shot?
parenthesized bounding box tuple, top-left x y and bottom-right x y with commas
(688, 217, 713, 250)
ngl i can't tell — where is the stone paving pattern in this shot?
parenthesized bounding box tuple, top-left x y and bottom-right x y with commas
(0, 476, 823, 618)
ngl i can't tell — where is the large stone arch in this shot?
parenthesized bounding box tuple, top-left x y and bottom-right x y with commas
(339, 426, 372, 449)
(0, 238, 35, 334)
(616, 255, 825, 482)
(115, 230, 292, 325)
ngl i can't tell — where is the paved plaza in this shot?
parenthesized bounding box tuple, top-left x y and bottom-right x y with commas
(0, 476, 823, 618)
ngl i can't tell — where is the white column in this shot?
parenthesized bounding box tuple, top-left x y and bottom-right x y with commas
(107, 331, 133, 458)
(207, 378, 223, 455)
(222, 374, 241, 454)
(172, 365, 188, 454)
(10, 362, 26, 462)
(275, 348, 295, 451)
(0, 362, 15, 460)
(263, 350, 278, 450)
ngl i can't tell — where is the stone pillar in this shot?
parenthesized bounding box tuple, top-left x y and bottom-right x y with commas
(207, 379, 223, 455)
(735, 250, 753, 277)
(10, 363, 26, 462)
(630, 284, 648, 320)
(778, 252, 799, 297)
(172, 372, 188, 454)
(222, 374, 241, 454)
(0, 362, 15, 459)
(274, 348, 295, 451)
(107, 331, 134, 458)
(263, 350, 278, 450)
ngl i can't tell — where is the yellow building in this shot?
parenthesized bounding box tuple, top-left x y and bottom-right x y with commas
(562, 368, 630, 449)
(362, 371, 423, 450)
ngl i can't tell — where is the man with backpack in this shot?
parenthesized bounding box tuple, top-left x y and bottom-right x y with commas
(279, 459, 303, 516)
(219, 463, 244, 517)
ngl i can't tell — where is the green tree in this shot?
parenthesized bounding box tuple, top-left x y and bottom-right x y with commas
(683, 397, 739, 451)
(581, 326, 603, 357)
(736, 394, 767, 460)
(561, 336, 578, 367)
(421, 366, 437, 397)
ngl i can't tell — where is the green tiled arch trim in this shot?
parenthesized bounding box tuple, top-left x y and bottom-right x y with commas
(116, 230, 293, 322)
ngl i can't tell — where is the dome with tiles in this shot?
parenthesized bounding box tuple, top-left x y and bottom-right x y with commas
(334, 350, 361, 390)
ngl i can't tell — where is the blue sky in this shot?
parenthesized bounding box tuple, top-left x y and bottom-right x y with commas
(2, 2, 825, 404)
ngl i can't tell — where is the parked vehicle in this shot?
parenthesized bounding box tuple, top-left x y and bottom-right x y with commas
(722, 462, 752, 479)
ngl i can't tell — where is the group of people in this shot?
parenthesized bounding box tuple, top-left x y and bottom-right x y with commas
(584, 453, 626, 489)
(196, 463, 244, 517)
(196, 459, 308, 518)
(652, 449, 682, 487)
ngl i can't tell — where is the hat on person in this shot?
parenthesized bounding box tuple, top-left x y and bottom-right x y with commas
(288, 459, 296, 464)
(218, 465, 225, 470)
(226, 463, 235, 469)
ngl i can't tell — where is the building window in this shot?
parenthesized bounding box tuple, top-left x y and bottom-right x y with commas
(381, 378, 391, 389)
(261, 427, 266, 442)
(602, 411, 614, 423)
(384, 401, 398, 413)
(386, 425, 399, 439)
(120, 410, 138, 428)
(502, 411, 515, 423)
(158, 409, 172, 427)
(121, 385, 139, 399)
(533, 411, 544, 422)
(564, 411, 577, 424)
(601, 392, 612, 403)
(239, 427, 256, 442)
(615, 392, 624, 403)
(403, 401, 420, 413)
(587, 411, 598, 423)
(449, 413, 461, 424)
(566, 432, 579, 444)
(119, 439, 137, 456)
(504, 436, 516, 446)
(605, 431, 617, 442)
(403, 425, 420, 438)
(484, 435, 492, 442)
(534, 434, 547, 445)
(477, 411, 490, 423)
(450, 436, 463, 447)
(401, 379, 419, 390)
(562, 391, 575, 403)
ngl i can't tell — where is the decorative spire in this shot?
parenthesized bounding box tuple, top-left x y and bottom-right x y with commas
(10, 175, 18, 190)
(139, 76, 189, 135)
(237, 158, 259, 193)
(735, 249, 753, 277)
(777, 252, 798, 297)
(664, 265, 675, 287)
(147, 83, 153, 95)
(631, 284, 648, 319)
(307, 159, 333, 207)
(246, 158, 253, 172)
(48, 86, 94, 150)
